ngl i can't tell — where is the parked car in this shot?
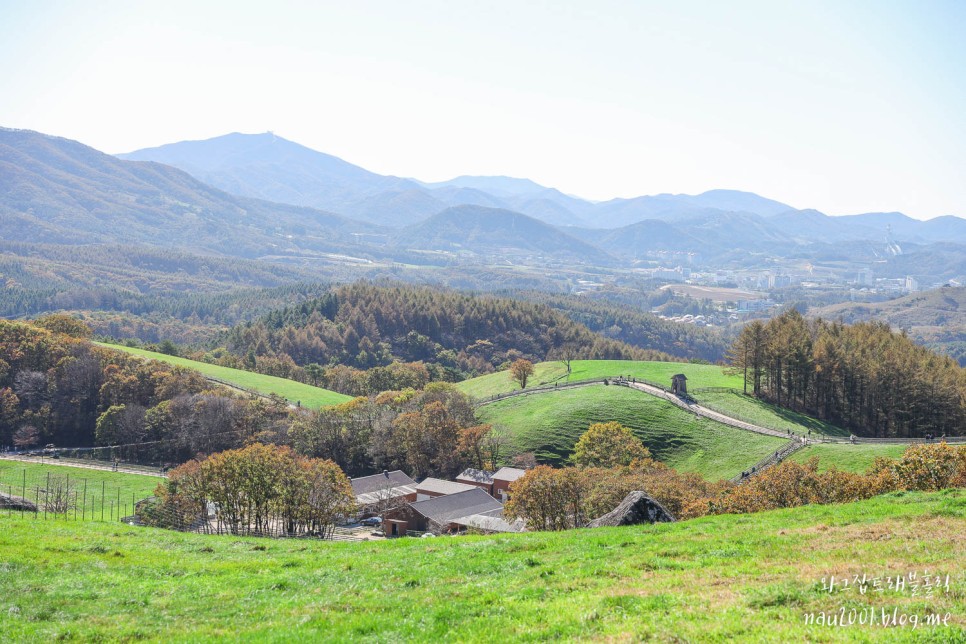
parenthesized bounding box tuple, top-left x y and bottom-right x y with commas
(360, 516, 382, 527)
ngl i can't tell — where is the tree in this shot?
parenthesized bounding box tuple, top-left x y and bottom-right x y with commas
(510, 359, 535, 389)
(0, 388, 20, 446)
(504, 465, 571, 531)
(571, 422, 652, 468)
(304, 363, 325, 386)
(157, 340, 180, 357)
(34, 314, 92, 339)
(12, 425, 39, 450)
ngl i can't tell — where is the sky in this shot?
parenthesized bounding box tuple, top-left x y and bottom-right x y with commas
(1, 0, 964, 219)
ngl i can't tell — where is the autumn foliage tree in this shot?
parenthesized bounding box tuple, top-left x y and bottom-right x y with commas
(510, 359, 535, 389)
(144, 443, 355, 538)
(571, 422, 651, 468)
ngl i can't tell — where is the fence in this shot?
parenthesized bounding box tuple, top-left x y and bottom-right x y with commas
(131, 495, 373, 541)
(0, 464, 154, 522)
(729, 438, 805, 484)
(476, 374, 683, 406)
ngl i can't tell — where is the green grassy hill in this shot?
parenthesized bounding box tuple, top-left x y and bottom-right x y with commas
(458, 359, 744, 399)
(696, 390, 848, 437)
(97, 344, 351, 408)
(1, 490, 962, 641)
(478, 385, 786, 480)
(788, 443, 909, 473)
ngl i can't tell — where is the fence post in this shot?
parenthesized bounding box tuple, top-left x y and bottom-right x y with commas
(83, 480, 87, 521)
(101, 481, 105, 521)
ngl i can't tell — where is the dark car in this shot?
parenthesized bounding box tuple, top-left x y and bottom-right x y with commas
(360, 516, 382, 527)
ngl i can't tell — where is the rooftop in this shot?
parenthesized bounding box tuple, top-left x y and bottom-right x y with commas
(416, 478, 479, 497)
(351, 470, 417, 497)
(493, 467, 527, 483)
(456, 468, 495, 485)
(408, 488, 503, 525)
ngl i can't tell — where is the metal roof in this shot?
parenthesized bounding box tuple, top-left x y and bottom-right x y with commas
(492, 467, 527, 483)
(456, 468, 495, 485)
(416, 478, 478, 496)
(407, 488, 503, 525)
(351, 470, 417, 497)
(452, 511, 523, 533)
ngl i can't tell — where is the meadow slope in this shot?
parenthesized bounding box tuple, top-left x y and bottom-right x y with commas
(0, 491, 963, 641)
(478, 385, 787, 479)
(97, 344, 351, 408)
(457, 360, 744, 399)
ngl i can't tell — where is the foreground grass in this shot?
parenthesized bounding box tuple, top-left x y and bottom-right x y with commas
(789, 443, 910, 474)
(0, 460, 162, 521)
(1, 491, 963, 641)
(479, 385, 786, 479)
(458, 359, 744, 399)
(98, 343, 351, 408)
(697, 390, 849, 437)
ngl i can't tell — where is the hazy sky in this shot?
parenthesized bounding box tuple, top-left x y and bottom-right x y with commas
(2, 1, 964, 219)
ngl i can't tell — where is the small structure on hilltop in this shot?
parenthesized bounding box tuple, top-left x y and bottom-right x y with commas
(671, 373, 688, 396)
(586, 491, 675, 528)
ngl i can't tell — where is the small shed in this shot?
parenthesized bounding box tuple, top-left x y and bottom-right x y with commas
(671, 373, 688, 396)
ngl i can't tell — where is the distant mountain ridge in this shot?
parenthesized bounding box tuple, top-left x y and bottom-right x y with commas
(118, 131, 964, 238)
(392, 204, 615, 265)
(0, 128, 373, 257)
(4, 127, 965, 283)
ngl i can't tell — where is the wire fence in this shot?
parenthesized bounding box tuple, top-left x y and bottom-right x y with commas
(0, 462, 381, 543)
(0, 465, 155, 522)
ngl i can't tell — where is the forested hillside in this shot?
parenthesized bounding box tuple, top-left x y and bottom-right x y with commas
(811, 286, 966, 366)
(223, 283, 675, 381)
(0, 317, 294, 455)
(502, 290, 730, 362)
(729, 310, 966, 437)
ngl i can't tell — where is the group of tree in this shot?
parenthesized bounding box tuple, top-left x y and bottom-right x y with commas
(504, 422, 721, 530)
(290, 383, 502, 479)
(0, 317, 292, 460)
(504, 289, 729, 363)
(727, 310, 966, 437)
(504, 422, 966, 531)
(141, 443, 356, 538)
(220, 283, 675, 384)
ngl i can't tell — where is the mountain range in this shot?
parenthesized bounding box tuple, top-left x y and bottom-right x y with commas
(117, 131, 966, 242)
(3, 126, 965, 281)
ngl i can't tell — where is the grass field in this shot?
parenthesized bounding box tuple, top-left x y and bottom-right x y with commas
(788, 443, 910, 474)
(98, 343, 351, 408)
(458, 359, 745, 399)
(1, 490, 963, 641)
(697, 390, 849, 437)
(0, 460, 162, 520)
(478, 385, 787, 480)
